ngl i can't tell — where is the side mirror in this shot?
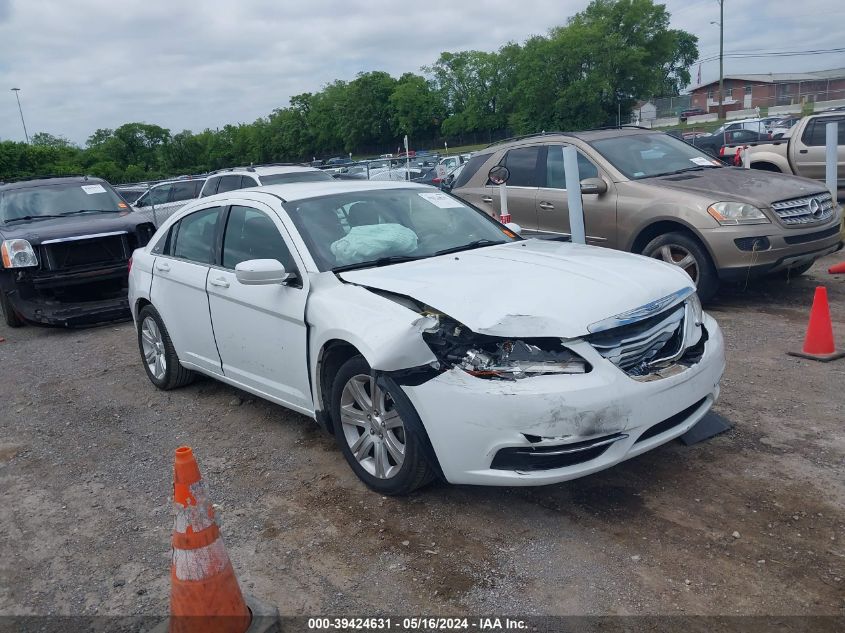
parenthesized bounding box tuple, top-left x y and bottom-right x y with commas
(235, 259, 295, 286)
(488, 165, 510, 185)
(505, 222, 522, 235)
(580, 177, 608, 195)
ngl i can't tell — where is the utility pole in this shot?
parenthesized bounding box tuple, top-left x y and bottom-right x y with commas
(10, 88, 30, 144)
(718, 0, 724, 120)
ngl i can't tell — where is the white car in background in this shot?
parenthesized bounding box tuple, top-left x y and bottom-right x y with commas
(132, 178, 206, 226)
(199, 165, 333, 197)
(128, 180, 725, 495)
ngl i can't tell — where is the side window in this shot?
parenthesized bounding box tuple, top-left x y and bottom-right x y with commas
(498, 147, 541, 187)
(171, 207, 221, 264)
(216, 175, 242, 194)
(201, 178, 220, 198)
(452, 152, 492, 189)
(544, 146, 599, 189)
(169, 181, 198, 203)
(803, 118, 845, 146)
(136, 186, 169, 208)
(221, 206, 298, 275)
(150, 227, 172, 255)
(239, 175, 258, 189)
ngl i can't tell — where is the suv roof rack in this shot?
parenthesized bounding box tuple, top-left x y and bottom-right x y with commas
(485, 125, 654, 148)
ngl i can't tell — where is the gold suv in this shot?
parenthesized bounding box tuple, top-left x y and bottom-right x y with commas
(450, 129, 843, 301)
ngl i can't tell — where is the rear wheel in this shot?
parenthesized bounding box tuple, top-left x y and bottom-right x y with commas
(642, 232, 719, 302)
(137, 305, 195, 390)
(0, 291, 24, 328)
(331, 355, 435, 495)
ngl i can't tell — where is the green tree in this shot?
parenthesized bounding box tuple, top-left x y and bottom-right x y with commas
(389, 73, 441, 140)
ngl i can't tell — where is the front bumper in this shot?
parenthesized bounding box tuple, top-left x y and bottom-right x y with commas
(401, 314, 725, 486)
(703, 211, 844, 280)
(3, 290, 131, 327)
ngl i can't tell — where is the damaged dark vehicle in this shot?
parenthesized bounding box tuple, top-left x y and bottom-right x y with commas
(0, 176, 156, 327)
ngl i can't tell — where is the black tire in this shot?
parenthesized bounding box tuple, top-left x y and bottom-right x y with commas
(0, 291, 24, 328)
(330, 355, 435, 495)
(642, 231, 719, 303)
(136, 305, 195, 390)
(785, 261, 814, 277)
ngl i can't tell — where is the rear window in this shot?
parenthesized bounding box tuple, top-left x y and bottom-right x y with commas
(0, 181, 126, 223)
(259, 171, 334, 185)
(452, 153, 491, 189)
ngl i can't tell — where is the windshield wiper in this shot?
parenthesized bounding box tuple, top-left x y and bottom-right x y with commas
(654, 165, 721, 177)
(433, 239, 506, 256)
(332, 254, 424, 273)
(2, 214, 67, 224)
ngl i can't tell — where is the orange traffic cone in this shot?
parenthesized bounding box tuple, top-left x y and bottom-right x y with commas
(829, 261, 845, 275)
(788, 287, 845, 362)
(170, 446, 251, 633)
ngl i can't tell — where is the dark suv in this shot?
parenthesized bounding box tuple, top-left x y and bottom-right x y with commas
(0, 176, 157, 327)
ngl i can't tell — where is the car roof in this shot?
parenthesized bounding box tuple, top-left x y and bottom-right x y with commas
(210, 165, 322, 177)
(0, 175, 108, 192)
(204, 179, 434, 204)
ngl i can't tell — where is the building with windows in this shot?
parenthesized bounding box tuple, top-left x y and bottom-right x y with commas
(687, 68, 845, 113)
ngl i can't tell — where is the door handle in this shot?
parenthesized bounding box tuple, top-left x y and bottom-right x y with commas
(155, 262, 170, 272)
(209, 277, 230, 288)
(481, 196, 493, 204)
(799, 149, 808, 154)
(538, 201, 555, 210)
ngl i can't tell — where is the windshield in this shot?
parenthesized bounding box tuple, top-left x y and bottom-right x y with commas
(259, 171, 334, 185)
(283, 188, 519, 272)
(0, 181, 126, 223)
(591, 133, 722, 179)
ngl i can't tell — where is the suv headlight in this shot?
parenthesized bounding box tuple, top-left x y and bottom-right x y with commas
(1, 239, 38, 268)
(707, 201, 770, 225)
(422, 315, 589, 379)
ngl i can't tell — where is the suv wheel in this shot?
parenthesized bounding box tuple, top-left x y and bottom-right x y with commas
(331, 355, 435, 495)
(0, 291, 24, 328)
(643, 232, 718, 302)
(137, 305, 195, 390)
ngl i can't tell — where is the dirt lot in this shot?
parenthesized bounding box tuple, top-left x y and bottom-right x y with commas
(1, 252, 844, 619)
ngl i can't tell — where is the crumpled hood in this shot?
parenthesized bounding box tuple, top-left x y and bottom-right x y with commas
(338, 239, 693, 338)
(645, 167, 827, 207)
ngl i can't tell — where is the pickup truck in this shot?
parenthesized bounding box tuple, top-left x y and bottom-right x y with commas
(746, 113, 844, 187)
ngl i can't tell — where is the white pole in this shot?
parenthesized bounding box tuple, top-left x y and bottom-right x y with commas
(404, 134, 410, 182)
(498, 183, 510, 223)
(742, 145, 751, 169)
(826, 121, 838, 199)
(562, 145, 586, 244)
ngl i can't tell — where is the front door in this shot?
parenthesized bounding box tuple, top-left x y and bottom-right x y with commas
(205, 201, 312, 413)
(535, 145, 617, 247)
(794, 115, 845, 181)
(149, 206, 223, 374)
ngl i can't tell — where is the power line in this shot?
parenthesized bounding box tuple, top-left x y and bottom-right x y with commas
(694, 47, 845, 64)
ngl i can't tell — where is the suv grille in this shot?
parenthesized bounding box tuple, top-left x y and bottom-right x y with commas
(587, 304, 686, 376)
(41, 233, 130, 271)
(771, 192, 835, 226)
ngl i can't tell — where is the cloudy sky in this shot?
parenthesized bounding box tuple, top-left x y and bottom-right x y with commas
(1, 0, 843, 144)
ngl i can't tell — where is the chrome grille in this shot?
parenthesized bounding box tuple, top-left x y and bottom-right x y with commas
(587, 304, 686, 376)
(771, 192, 835, 226)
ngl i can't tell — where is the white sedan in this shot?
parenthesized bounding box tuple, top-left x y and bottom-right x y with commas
(128, 180, 725, 495)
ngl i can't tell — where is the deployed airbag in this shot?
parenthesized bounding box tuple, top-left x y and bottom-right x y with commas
(331, 223, 418, 264)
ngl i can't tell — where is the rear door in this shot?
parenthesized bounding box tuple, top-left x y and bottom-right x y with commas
(149, 206, 224, 374)
(535, 145, 616, 246)
(205, 201, 312, 413)
(793, 116, 845, 181)
(484, 146, 542, 229)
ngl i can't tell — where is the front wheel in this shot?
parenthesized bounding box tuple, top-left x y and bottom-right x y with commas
(642, 232, 719, 302)
(331, 355, 435, 495)
(0, 291, 24, 328)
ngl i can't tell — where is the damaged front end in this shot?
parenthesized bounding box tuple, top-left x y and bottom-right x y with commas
(421, 314, 591, 380)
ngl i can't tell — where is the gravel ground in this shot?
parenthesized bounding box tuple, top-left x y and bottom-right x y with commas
(0, 252, 844, 618)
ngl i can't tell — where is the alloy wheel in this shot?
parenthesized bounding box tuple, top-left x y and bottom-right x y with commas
(651, 244, 700, 284)
(140, 316, 167, 380)
(339, 373, 406, 479)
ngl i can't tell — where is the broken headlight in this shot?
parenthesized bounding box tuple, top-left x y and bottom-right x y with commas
(1, 239, 38, 268)
(422, 316, 589, 380)
(684, 292, 704, 347)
